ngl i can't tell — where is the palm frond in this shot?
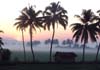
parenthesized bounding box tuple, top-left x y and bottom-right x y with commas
(58, 6, 67, 14)
(90, 16, 99, 22)
(22, 7, 28, 11)
(81, 28, 88, 43)
(61, 15, 68, 20)
(45, 6, 52, 12)
(73, 28, 82, 42)
(43, 1, 68, 31)
(97, 10, 100, 13)
(0, 37, 4, 46)
(35, 10, 42, 16)
(43, 11, 51, 16)
(0, 30, 4, 33)
(58, 18, 67, 29)
(70, 23, 82, 32)
(88, 30, 97, 42)
(74, 15, 85, 23)
(74, 15, 81, 18)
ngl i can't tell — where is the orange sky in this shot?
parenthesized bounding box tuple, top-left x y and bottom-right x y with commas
(0, 12, 78, 42)
(0, 22, 73, 41)
(0, 16, 73, 41)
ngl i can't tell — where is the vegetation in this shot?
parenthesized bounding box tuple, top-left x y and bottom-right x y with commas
(14, 10, 27, 62)
(70, 9, 100, 62)
(16, 6, 43, 62)
(0, 30, 4, 50)
(0, 30, 12, 62)
(44, 39, 59, 45)
(0, 1, 99, 63)
(62, 39, 73, 46)
(27, 40, 41, 46)
(42, 1, 68, 62)
(0, 49, 11, 62)
(0, 37, 4, 49)
(94, 10, 100, 62)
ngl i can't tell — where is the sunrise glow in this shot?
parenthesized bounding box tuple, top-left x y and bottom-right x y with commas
(0, 0, 100, 41)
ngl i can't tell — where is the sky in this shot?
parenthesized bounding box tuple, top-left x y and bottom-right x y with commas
(0, 0, 100, 41)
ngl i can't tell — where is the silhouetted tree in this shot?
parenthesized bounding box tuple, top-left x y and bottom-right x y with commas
(52, 39, 59, 45)
(0, 37, 4, 49)
(62, 39, 73, 47)
(42, 1, 68, 62)
(0, 30, 11, 62)
(73, 43, 79, 48)
(0, 49, 11, 62)
(14, 10, 27, 62)
(44, 39, 59, 45)
(21, 6, 43, 61)
(94, 10, 100, 62)
(32, 40, 41, 46)
(70, 9, 99, 62)
(62, 40, 67, 45)
(27, 41, 41, 46)
(0, 30, 4, 49)
(44, 39, 51, 45)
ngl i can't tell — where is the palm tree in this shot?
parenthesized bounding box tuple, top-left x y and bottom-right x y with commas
(0, 30, 4, 49)
(94, 10, 100, 62)
(42, 1, 68, 62)
(0, 37, 4, 49)
(21, 6, 43, 61)
(14, 11, 28, 62)
(70, 9, 99, 62)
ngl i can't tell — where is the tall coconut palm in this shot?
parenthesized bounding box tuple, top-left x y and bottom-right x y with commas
(14, 11, 28, 62)
(94, 10, 100, 62)
(42, 1, 68, 62)
(21, 6, 43, 61)
(70, 9, 99, 62)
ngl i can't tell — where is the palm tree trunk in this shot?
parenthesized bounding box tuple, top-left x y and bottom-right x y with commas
(82, 43, 85, 62)
(29, 25, 35, 62)
(22, 29, 26, 62)
(96, 43, 100, 62)
(50, 28, 55, 62)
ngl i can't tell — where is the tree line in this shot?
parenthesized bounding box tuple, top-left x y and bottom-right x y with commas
(13, 1, 100, 63)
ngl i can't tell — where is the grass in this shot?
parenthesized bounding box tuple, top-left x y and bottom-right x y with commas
(0, 61, 100, 70)
(1, 47, 100, 70)
(11, 50, 100, 62)
(0, 60, 100, 65)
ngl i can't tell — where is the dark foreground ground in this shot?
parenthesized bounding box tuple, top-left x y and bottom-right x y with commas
(0, 62, 100, 70)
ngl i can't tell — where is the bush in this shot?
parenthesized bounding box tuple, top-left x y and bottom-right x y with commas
(0, 49, 11, 62)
